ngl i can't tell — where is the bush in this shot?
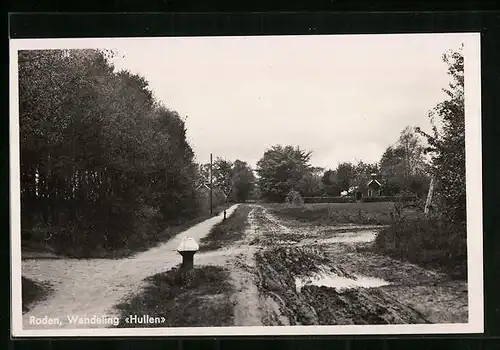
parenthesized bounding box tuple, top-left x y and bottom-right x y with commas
(22, 277, 52, 312)
(284, 190, 304, 206)
(373, 218, 467, 280)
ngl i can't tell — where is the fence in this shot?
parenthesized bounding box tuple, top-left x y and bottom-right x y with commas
(303, 196, 354, 204)
(303, 196, 417, 204)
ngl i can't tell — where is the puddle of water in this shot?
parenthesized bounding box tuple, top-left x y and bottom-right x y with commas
(319, 231, 378, 244)
(295, 272, 390, 292)
(273, 240, 294, 245)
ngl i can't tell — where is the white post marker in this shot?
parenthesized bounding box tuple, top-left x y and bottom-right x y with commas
(176, 237, 199, 271)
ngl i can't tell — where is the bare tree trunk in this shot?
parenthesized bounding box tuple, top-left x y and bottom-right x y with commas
(424, 176, 435, 217)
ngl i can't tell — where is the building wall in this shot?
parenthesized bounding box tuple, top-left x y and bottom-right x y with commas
(366, 182, 382, 197)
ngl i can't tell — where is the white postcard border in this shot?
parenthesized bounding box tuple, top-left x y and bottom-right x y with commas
(9, 33, 483, 337)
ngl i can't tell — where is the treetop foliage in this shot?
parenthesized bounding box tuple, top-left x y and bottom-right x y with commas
(256, 145, 312, 202)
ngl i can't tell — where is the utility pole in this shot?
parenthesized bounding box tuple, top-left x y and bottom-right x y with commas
(210, 153, 213, 215)
(424, 176, 435, 217)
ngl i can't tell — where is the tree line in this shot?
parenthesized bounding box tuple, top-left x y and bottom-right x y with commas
(196, 158, 256, 203)
(254, 125, 431, 203)
(20, 49, 202, 255)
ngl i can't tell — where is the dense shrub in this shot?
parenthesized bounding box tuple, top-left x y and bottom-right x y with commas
(374, 218, 467, 280)
(22, 277, 52, 312)
(284, 190, 304, 206)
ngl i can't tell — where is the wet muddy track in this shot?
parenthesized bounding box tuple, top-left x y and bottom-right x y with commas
(251, 205, 468, 325)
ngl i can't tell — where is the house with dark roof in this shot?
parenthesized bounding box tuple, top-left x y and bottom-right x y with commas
(349, 173, 383, 201)
(365, 173, 382, 198)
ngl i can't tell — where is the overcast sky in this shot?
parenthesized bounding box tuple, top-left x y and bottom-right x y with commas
(108, 34, 466, 170)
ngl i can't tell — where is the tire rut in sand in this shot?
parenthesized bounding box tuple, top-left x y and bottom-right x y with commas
(229, 252, 263, 326)
(228, 204, 292, 326)
(302, 285, 430, 325)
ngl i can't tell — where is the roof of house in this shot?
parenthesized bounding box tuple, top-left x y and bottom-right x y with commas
(196, 183, 211, 191)
(367, 179, 382, 187)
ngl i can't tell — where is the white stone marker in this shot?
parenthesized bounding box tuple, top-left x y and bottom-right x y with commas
(176, 237, 199, 271)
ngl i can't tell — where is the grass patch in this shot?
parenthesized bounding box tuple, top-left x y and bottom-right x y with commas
(199, 205, 251, 252)
(373, 218, 467, 280)
(115, 265, 235, 327)
(266, 202, 422, 226)
(22, 241, 61, 260)
(22, 277, 53, 313)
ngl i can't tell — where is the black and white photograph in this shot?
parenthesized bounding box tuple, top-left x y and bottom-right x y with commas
(10, 33, 483, 336)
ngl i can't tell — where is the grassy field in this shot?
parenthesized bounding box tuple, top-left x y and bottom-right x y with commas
(199, 205, 251, 252)
(115, 266, 234, 327)
(266, 202, 423, 226)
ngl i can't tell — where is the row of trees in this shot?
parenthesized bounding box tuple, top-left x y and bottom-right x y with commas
(254, 127, 431, 203)
(20, 49, 200, 254)
(197, 158, 256, 203)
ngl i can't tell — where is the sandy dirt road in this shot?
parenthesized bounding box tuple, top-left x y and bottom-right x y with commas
(22, 204, 241, 329)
